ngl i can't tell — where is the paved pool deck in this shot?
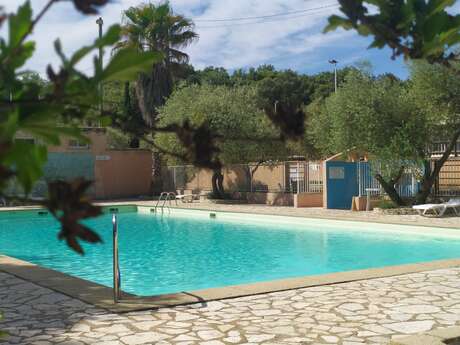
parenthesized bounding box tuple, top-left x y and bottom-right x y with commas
(2, 268, 460, 345)
(1, 202, 460, 344)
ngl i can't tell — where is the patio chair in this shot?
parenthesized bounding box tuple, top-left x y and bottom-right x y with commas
(412, 198, 460, 217)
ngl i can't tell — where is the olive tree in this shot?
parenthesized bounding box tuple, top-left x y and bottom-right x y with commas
(155, 84, 296, 198)
(409, 61, 460, 203)
(310, 70, 427, 205)
(325, 0, 460, 204)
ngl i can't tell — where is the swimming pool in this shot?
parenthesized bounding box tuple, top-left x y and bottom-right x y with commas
(1, 206, 460, 296)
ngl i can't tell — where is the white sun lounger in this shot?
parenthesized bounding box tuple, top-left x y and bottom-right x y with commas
(175, 193, 196, 203)
(413, 198, 460, 217)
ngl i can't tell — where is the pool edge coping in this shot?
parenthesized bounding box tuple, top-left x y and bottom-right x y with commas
(1, 202, 460, 230)
(1, 254, 460, 313)
(167, 205, 460, 230)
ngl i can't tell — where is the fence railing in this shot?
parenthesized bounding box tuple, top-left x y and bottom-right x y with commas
(288, 162, 323, 194)
(357, 161, 420, 198)
(165, 159, 460, 200)
(431, 141, 460, 157)
(166, 161, 323, 195)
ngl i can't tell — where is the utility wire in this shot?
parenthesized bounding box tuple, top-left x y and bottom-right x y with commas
(196, 5, 339, 29)
(194, 3, 339, 22)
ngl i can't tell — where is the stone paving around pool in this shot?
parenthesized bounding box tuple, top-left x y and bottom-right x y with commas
(1, 268, 460, 345)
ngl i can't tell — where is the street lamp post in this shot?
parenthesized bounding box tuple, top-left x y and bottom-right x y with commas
(328, 59, 338, 93)
(96, 17, 104, 118)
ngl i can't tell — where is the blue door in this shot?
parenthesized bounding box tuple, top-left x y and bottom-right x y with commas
(326, 161, 358, 209)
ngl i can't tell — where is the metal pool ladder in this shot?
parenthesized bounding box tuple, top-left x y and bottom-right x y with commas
(154, 192, 177, 213)
(112, 214, 121, 303)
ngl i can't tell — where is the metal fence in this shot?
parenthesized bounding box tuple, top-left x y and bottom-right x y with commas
(357, 161, 420, 198)
(287, 162, 323, 193)
(166, 161, 323, 194)
(431, 141, 460, 157)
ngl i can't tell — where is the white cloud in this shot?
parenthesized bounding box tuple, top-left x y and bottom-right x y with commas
(2, 0, 404, 77)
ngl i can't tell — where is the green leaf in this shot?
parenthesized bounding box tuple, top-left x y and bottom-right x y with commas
(9, 0, 32, 47)
(96, 24, 121, 47)
(100, 49, 163, 81)
(70, 25, 121, 67)
(11, 41, 35, 69)
(69, 45, 94, 68)
(356, 24, 372, 36)
(324, 15, 353, 33)
(427, 0, 456, 16)
(423, 12, 449, 41)
(4, 141, 47, 194)
(54, 39, 68, 66)
(99, 116, 112, 127)
(368, 38, 386, 49)
(0, 111, 19, 140)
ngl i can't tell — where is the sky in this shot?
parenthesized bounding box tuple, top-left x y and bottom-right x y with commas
(3, 0, 415, 79)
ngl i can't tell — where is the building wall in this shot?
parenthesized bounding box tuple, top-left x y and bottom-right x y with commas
(294, 193, 323, 208)
(252, 164, 287, 192)
(94, 150, 152, 199)
(23, 128, 153, 200)
(170, 163, 289, 193)
(48, 128, 108, 154)
(24, 152, 94, 198)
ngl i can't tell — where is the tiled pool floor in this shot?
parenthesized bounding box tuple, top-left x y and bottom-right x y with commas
(1, 268, 460, 345)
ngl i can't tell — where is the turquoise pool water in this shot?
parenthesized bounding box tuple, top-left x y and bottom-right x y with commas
(1, 209, 460, 296)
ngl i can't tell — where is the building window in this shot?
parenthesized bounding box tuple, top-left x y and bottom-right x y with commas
(68, 140, 89, 149)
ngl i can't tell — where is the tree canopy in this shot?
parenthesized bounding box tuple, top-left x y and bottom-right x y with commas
(310, 69, 427, 204)
(116, 1, 198, 125)
(156, 84, 293, 164)
(155, 83, 303, 197)
(324, 0, 460, 204)
(325, 0, 460, 65)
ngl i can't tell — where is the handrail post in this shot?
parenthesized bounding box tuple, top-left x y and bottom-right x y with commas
(112, 214, 121, 303)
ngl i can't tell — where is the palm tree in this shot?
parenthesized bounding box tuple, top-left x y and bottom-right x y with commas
(116, 1, 198, 126)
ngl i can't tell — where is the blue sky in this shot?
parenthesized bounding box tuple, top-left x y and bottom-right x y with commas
(4, 0, 411, 78)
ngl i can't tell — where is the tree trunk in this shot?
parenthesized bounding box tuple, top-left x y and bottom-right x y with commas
(415, 128, 460, 204)
(151, 151, 163, 195)
(375, 174, 405, 206)
(415, 160, 433, 205)
(244, 161, 264, 192)
(135, 63, 173, 126)
(211, 168, 225, 198)
(374, 166, 406, 206)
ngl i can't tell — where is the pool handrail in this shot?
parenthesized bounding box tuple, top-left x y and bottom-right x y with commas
(112, 213, 121, 303)
(154, 192, 177, 213)
(161, 192, 177, 213)
(154, 192, 168, 213)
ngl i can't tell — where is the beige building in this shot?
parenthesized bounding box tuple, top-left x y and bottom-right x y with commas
(19, 128, 153, 200)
